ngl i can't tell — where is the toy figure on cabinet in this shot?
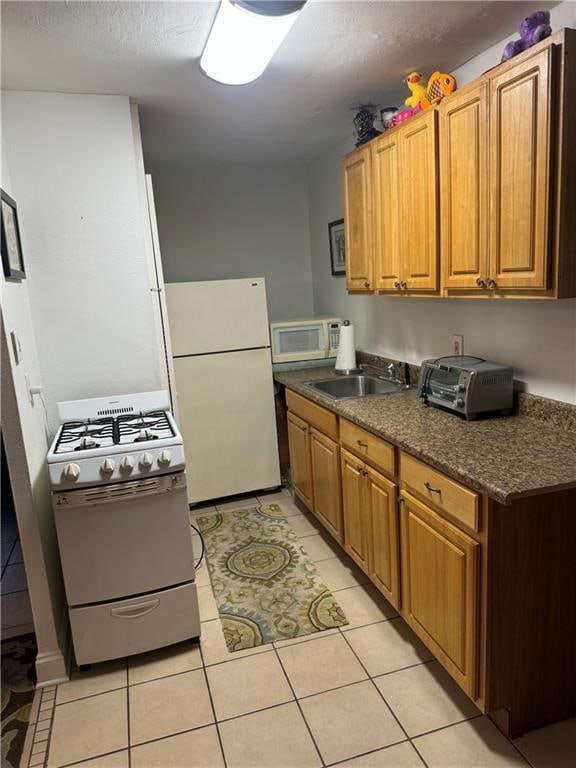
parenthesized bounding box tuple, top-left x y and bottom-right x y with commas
(420, 71, 457, 109)
(501, 10, 551, 62)
(404, 72, 427, 107)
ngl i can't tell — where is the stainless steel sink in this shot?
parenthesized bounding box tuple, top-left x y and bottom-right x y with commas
(306, 375, 406, 399)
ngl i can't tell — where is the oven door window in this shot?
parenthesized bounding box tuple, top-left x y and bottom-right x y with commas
(429, 368, 460, 403)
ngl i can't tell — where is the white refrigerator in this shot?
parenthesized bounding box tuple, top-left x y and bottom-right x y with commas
(165, 278, 281, 504)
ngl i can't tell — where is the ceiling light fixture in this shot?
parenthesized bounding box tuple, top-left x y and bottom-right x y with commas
(200, 0, 305, 86)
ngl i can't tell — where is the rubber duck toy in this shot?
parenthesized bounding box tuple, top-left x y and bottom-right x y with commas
(404, 72, 428, 108)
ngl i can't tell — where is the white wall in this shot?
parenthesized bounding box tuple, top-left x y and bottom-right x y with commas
(2, 92, 163, 432)
(1, 142, 68, 683)
(307, 1, 576, 404)
(152, 166, 314, 321)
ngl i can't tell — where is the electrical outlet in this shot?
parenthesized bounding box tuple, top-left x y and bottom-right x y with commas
(453, 334, 464, 356)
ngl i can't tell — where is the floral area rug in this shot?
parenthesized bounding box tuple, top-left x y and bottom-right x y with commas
(197, 504, 348, 651)
(1, 633, 36, 768)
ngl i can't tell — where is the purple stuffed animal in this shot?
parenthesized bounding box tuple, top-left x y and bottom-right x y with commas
(501, 10, 552, 62)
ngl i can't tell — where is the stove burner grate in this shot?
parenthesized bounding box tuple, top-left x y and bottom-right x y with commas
(54, 411, 175, 454)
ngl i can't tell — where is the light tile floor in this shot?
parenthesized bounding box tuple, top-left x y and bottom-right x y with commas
(31, 490, 576, 768)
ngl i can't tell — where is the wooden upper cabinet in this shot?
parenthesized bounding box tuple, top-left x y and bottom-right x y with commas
(441, 83, 489, 291)
(343, 145, 373, 292)
(372, 132, 402, 291)
(489, 46, 553, 291)
(287, 412, 313, 511)
(400, 110, 439, 292)
(310, 428, 343, 544)
(400, 491, 480, 697)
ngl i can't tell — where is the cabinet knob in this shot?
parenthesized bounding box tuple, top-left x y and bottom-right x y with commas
(364, 281, 371, 289)
(394, 280, 401, 289)
(486, 277, 497, 289)
(475, 277, 486, 288)
(400, 280, 407, 289)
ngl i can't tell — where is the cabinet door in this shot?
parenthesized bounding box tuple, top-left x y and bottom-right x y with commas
(372, 133, 402, 291)
(341, 449, 370, 574)
(343, 146, 373, 292)
(489, 47, 553, 291)
(310, 428, 343, 543)
(287, 412, 313, 511)
(366, 465, 400, 609)
(400, 492, 479, 697)
(441, 84, 489, 291)
(400, 110, 439, 292)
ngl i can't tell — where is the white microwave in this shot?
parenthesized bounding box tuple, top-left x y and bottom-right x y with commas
(270, 318, 342, 363)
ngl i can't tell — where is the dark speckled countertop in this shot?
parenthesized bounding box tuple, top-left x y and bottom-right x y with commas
(274, 366, 576, 505)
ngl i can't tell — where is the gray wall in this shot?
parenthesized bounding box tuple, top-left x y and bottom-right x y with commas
(152, 166, 314, 321)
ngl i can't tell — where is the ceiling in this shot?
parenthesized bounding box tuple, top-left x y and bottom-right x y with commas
(1, 1, 557, 169)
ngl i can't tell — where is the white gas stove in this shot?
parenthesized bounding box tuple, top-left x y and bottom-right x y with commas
(48, 390, 200, 667)
(47, 390, 185, 489)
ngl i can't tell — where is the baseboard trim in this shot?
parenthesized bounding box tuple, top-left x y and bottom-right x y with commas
(35, 648, 68, 686)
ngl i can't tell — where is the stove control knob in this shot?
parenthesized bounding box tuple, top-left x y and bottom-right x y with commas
(158, 449, 172, 466)
(139, 452, 154, 470)
(100, 458, 115, 475)
(455, 398, 465, 407)
(63, 462, 81, 482)
(120, 455, 135, 472)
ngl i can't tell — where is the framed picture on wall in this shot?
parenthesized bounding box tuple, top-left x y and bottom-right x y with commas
(1, 190, 25, 281)
(328, 218, 345, 276)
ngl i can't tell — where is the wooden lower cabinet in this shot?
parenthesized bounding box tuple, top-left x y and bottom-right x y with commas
(366, 465, 400, 609)
(287, 411, 313, 510)
(341, 449, 370, 572)
(341, 449, 400, 609)
(310, 427, 343, 543)
(400, 490, 480, 697)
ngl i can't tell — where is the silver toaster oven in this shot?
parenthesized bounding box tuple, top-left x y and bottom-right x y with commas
(418, 356, 514, 420)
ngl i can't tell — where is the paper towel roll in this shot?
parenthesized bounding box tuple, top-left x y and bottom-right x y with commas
(335, 321, 357, 372)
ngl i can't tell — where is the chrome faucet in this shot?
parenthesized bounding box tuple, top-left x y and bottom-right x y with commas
(358, 361, 411, 387)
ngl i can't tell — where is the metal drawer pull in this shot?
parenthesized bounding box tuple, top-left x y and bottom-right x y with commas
(111, 599, 160, 619)
(424, 481, 442, 493)
(357, 440, 368, 448)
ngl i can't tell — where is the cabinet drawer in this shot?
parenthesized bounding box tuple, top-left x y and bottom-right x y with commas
(400, 452, 480, 532)
(69, 581, 201, 665)
(286, 389, 338, 440)
(340, 419, 396, 478)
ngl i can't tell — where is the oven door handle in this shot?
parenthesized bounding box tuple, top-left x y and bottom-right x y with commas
(111, 599, 160, 619)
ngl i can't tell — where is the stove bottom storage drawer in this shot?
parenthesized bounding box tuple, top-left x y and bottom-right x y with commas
(69, 581, 201, 665)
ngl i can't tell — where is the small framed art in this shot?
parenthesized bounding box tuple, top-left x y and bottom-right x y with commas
(1, 190, 25, 281)
(328, 218, 345, 276)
